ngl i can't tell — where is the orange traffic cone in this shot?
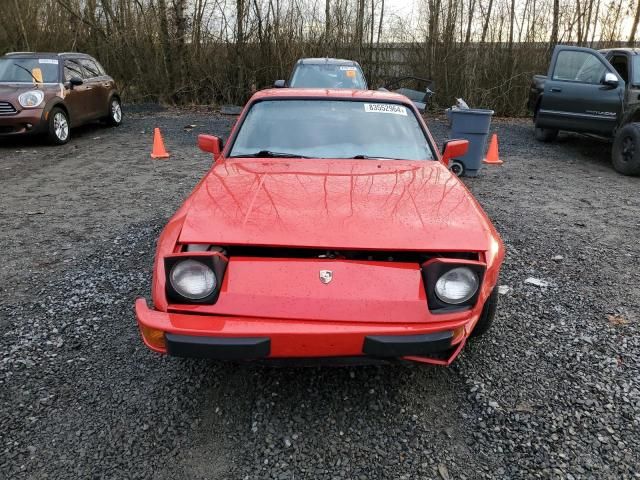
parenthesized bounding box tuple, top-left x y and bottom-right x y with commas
(483, 133, 503, 165)
(150, 127, 170, 159)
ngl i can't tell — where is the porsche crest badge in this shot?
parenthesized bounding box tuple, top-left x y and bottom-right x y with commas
(319, 270, 333, 284)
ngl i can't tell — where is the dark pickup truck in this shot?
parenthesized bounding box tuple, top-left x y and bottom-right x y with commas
(528, 45, 640, 175)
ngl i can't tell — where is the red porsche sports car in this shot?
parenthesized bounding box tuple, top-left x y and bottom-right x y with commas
(135, 88, 505, 366)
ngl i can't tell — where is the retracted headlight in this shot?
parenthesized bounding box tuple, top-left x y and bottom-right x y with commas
(435, 267, 479, 304)
(422, 260, 485, 312)
(170, 259, 216, 300)
(165, 253, 228, 304)
(18, 90, 44, 108)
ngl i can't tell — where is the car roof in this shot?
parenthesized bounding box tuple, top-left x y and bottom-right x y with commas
(296, 58, 361, 66)
(2, 52, 95, 59)
(599, 48, 640, 55)
(252, 88, 411, 103)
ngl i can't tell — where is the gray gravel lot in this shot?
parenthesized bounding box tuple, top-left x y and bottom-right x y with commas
(1, 108, 639, 479)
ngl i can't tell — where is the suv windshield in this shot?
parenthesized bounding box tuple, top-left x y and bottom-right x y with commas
(230, 100, 433, 161)
(0, 58, 60, 83)
(290, 64, 367, 89)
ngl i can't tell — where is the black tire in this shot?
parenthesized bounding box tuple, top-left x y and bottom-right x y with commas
(534, 125, 558, 142)
(471, 288, 498, 338)
(47, 107, 70, 145)
(611, 123, 640, 176)
(105, 96, 123, 127)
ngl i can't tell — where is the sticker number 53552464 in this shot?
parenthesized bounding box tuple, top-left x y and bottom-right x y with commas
(363, 103, 407, 116)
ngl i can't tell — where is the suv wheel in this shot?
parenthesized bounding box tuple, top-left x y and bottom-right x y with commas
(106, 97, 123, 126)
(471, 288, 498, 338)
(534, 125, 558, 142)
(612, 123, 640, 176)
(47, 107, 70, 145)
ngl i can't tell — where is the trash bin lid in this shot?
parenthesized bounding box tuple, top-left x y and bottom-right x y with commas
(448, 108, 494, 116)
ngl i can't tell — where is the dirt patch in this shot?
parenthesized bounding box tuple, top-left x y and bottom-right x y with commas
(1, 109, 638, 479)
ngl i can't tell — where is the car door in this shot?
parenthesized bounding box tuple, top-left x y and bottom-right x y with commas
(63, 58, 93, 125)
(606, 52, 630, 84)
(606, 51, 640, 123)
(537, 46, 624, 135)
(78, 57, 108, 120)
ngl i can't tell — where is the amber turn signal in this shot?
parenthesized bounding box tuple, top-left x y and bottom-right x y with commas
(452, 326, 466, 344)
(139, 324, 167, 351)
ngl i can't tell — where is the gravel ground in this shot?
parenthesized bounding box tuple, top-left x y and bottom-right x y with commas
(1, 108, 639, 479)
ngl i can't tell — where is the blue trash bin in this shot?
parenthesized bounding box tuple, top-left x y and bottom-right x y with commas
(446, 108, 494, 177)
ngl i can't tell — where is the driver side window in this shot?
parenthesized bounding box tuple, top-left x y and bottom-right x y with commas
(553, 51, 607, 84)
(64, 60, 84, 82)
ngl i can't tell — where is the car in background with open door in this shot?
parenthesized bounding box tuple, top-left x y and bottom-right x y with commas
(528, 45, 640, 175)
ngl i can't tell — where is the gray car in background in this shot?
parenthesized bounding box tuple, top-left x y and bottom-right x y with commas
(274, 58, 367, 89)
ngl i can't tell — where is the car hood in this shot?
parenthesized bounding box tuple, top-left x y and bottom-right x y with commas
(178, 159, 498, 252)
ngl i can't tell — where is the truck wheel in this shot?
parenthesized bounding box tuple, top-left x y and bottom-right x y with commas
(612, 123, 640, 176)
(534, 126, 558, 142)
(471, 288, 498, 338)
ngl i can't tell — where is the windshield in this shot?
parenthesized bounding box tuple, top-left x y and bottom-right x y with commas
(0, 58, 60, 83)
(289, 64, 367, 89)
(229, 100, 434, 161)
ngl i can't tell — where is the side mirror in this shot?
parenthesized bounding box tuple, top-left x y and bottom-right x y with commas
(603, 72, 619, 88)
(440, 139, 469, 167)
(69, 77, 83, 87)
(198, 134, 223, 158)
(273, 79, 286, 88)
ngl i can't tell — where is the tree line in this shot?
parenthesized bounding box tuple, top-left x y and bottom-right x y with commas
(1, 0, 638, 115)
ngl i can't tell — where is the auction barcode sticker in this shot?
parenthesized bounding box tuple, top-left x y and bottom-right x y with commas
(339, 66, 357, 71)
(39, 59, 59, 65)
(364, 103, 407, 116)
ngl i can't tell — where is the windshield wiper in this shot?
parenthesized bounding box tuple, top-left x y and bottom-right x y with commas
(233, 150, 310, 158)
(351, 154, 402, 160)
(14, 64, 40, 83)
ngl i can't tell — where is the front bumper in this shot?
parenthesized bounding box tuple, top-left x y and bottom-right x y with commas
(0, 107, 45, 136)
(135, 298, 475, 366)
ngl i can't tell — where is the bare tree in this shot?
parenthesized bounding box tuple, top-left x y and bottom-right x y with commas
(1, 0, 634, 114)
(356, 0, 366, 54)
(550, 0, 559, 44)
(481, 0, 494, 43)
(630, 0, 640, 45)
(465, 0, 475, 44)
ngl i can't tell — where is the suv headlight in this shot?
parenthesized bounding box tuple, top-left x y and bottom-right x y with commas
(169, 259, 217, 300)
(18, 90, 45, 108)
(435, 267, 479, 304)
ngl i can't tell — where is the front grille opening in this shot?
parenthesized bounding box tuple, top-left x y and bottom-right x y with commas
(0, 101, 17, 115)
(223, 246, 479, 263)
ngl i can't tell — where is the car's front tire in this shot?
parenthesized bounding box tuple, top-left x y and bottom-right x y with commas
(105, 97, 123, 127)
(611, 123, 640, 176)
(47, 107, 70, 145)
(471, 288, 497, 337)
